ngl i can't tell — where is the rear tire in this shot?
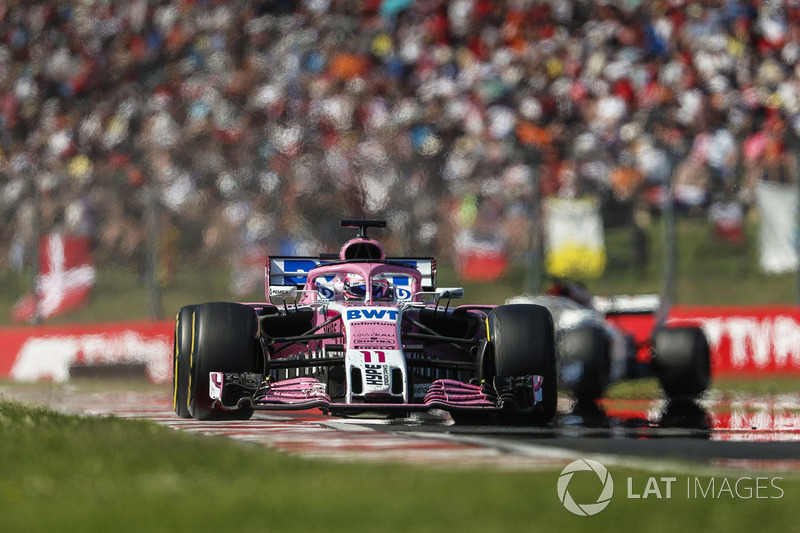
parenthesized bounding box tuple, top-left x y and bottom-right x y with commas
(488, 304, 557, 425)
(173, 305, 196, 418)
(558, 326, 609, 404)
(189, 302, 260, 420)
(652, 326, 710, 399)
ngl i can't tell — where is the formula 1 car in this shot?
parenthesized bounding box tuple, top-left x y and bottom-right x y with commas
(173, 219, 558, 424)
(507, 280, 711, 405)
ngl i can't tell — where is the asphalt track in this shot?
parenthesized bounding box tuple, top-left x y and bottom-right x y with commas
(2, 382, 799, 471)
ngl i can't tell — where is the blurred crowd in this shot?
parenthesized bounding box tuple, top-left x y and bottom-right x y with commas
(1, 0, 799, 290)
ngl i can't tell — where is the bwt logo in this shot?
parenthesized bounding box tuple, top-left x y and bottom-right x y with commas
(557, 459, 614, 516)
(346, 309, 399, 321)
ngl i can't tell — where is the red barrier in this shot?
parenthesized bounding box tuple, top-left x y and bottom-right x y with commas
(671, 306, 800, 375)
(0, 321, 174, 383)
(608, 306, 800, 376)
(1, 306, 799, 382)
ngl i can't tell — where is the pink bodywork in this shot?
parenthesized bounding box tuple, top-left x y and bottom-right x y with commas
(206, 228, 543, 416)
(230, 234, 534, 413)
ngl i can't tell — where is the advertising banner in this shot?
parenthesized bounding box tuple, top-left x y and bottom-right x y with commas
(0, 321, 173, 383)
(756, 181, 798, 274)
(610, 306, 800, 376)
(545, 197, 606, 280)
(1, 306, 800, 382)
(671, 306, 800, 375)
(13, 234, 96, 322)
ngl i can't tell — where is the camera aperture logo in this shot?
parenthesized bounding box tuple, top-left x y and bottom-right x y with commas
(557, 459, 614, 516)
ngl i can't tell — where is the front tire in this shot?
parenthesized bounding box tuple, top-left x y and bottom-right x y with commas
(488, 304, 557, 425)
(652, 326, 710, 399)
(189, 302, 260, 420)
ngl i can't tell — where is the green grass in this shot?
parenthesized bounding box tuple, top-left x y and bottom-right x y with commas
(0, 216, 797, 326)
(2, 214, 797, 532)
(586, 214, 797, 306)
(0, 261, 242, 325)
(600, 375, 800, 401)
(0, 399, 797, 533)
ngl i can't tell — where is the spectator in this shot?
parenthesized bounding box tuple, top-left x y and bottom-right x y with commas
(0, 0, 798, 291)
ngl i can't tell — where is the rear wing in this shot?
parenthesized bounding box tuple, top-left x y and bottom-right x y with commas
(592, 294, 661, 316)
(267, 256, 437, 292)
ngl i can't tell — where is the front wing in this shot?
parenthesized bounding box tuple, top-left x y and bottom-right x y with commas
(209, 373, 544, 416)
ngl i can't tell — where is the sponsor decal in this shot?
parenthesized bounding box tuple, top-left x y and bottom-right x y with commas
(350, 321, 396, 328)
(346, 309, 399, 321)
(362, 350, 386, 363)
(275, 259, 319, 285)
(317, 285, 335, 300)
(364, 364, 387, 386)
(347, 318, 398, 350)
(354, 342, 395, 349)
(209, 372, 223, 401)
(322, 320, 340, 335)
(360, 350, 390, 387)
(395, 287, 412, 301)
(352, 332, 398, 349)
(413, 382, 431, 398)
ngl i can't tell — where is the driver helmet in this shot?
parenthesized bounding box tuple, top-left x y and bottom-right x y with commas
(548, 278, 593, 308)
(343, 274, 367, 300)
(372, 277, 391, 300)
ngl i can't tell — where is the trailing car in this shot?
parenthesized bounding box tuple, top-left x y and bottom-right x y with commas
(508, 280, 711, 405)
(173, 219, 558, 425)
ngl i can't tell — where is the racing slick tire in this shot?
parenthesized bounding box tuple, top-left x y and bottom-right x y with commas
(173, 305, 197, 418)
(488, 304, 557, 425)
(652, 326, 711, 399)
(557, 325, 609, 405)
(189, 302, 260, 421)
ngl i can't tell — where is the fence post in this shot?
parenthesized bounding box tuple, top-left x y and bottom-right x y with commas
(660, 166, 677, 326)
(525, 149, 543, 296)
(28, 164, 41, 325)
(145, 181, 164, 321)
(793, 150, 800, 305)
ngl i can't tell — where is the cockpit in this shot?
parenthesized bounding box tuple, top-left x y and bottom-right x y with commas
(312, 271, 413, 303)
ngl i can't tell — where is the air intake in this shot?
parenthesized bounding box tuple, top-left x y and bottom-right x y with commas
(342, 240, 383, 260)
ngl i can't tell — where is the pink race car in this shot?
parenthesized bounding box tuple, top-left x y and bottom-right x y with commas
(173, 219, 558, 424)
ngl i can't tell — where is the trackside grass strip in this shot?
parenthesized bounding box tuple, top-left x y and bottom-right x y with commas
(1, 217, 797, 328)
(605, 376, 800, 399)
(0, 401, 798, 532)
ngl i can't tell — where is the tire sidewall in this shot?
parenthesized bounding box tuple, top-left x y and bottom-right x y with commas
(173, 305, 196, 418)
(488, 304, 557, 425)
(189, 302, 260, 420)
(652, 326, 711, 398)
